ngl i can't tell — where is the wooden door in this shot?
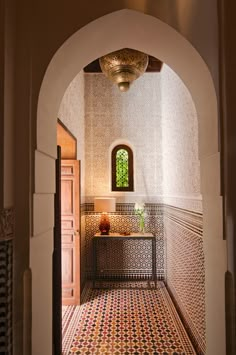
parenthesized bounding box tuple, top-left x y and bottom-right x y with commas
(61, 160, 80, 305)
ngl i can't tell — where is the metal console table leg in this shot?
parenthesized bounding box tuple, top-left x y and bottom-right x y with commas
(152, 237, 157, 289)
(92, 238, 97, 288)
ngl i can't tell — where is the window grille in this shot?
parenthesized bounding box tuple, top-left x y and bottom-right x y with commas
(112, 145, 134, 191)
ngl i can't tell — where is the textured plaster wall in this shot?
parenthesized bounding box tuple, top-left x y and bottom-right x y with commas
(84, 66, 201, 204)
(84, 73, 163, 203)
(161, 65, 201, 204)
(58, 71, 85, 200)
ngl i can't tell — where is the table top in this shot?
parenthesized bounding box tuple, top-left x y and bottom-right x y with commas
(94, 232, 154, 239)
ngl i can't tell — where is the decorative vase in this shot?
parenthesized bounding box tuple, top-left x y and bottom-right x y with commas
(139, 215, 145, 233)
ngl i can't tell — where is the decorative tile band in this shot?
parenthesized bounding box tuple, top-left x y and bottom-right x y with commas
(0, 239, 13, 354)
(0, 208, 14, 354)
(167, 285, 205, 355)
(164, 205, 203, 236)
(86, 269, 165, 281)
(0, 208, 14, 241)
(164, 210, 205, 354)
(81, 203, 163, 215)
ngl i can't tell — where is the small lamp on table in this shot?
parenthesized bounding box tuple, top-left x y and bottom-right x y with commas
(94, 197, 116, 235)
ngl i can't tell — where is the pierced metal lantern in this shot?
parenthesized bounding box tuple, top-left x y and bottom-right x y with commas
(99, 48, 149, 92)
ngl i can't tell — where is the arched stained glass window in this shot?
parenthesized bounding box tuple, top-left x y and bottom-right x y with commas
(112, 145, 134, 191)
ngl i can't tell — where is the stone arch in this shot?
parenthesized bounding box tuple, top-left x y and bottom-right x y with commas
(35, 9, 226, 355)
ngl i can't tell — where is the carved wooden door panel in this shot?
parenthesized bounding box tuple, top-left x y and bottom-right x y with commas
(61, 160, 80, 305)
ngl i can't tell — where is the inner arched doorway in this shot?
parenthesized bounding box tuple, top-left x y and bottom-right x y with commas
(34, 9, 226, 355)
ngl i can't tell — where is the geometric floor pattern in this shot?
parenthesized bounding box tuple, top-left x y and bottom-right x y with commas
(62, 282, 196, 354)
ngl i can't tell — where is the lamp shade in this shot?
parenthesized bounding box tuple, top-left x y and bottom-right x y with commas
(94, 198, 116, 213)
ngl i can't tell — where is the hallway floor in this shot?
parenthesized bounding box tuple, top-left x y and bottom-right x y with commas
(62, 282, 196, 354)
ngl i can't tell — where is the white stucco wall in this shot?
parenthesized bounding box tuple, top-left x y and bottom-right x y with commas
(84, 72, 163, 202)
(56, 66, 201, 205)
(161, 65, 201, 210)
(83, 65, 200, 204)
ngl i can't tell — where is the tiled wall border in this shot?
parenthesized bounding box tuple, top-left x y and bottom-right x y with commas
(164, 205, 203, 236)
(0, 208, 14, 241)
(164, 206, 205, 355)
(0, 208, 14, 354)
(81, 203, 163, 215)
(167, 284, 205, 355)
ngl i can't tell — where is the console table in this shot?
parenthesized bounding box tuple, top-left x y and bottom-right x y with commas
(92, 232, 156, 289)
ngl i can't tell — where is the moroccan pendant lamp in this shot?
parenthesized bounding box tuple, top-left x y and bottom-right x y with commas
(99, 48, 149, 92)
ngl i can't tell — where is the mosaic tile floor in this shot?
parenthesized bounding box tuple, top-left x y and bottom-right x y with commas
(62, 282, 196, 354)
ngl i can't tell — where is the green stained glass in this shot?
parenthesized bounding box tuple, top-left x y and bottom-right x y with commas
(116, 149, 129, 187)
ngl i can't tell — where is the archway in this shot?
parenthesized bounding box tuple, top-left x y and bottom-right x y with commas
(34, 9, 226, 354)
